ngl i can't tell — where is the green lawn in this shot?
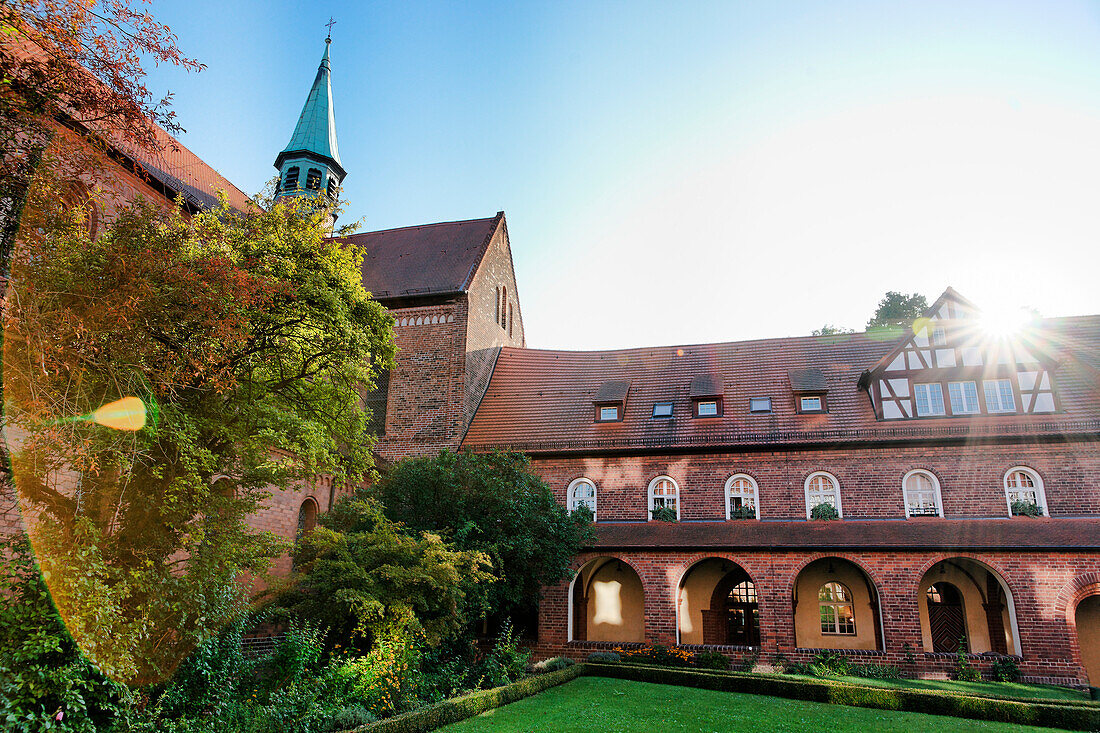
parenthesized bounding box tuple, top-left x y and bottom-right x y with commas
(780, 673, 1089, 702)
(438, 677, 1078, 733)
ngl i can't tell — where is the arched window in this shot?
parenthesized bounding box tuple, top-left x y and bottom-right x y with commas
(283, 166, 300, 191)
(305, 168, 322, 190)
(1004, 467, 1046, 516)
(818, 582, 856, 635)
(903, 470, 942, 517)
(648, 476, 679, 520)
(297, 498, 318, 538)
(804, 472, 842, 518)
(568, 478, 597, 520)
(725, 474, 759, 519)
(63, 181, 99, 238)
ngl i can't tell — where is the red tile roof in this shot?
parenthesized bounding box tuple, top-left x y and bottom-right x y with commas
(340, 213, 502, 301)
(462, 316, 1100, 453)
(588, 518, 1100, 551)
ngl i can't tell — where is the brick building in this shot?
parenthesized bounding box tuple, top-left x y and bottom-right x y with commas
(9, 37, 1099, 688)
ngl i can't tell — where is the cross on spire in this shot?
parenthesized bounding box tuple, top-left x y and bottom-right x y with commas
(325, 17, 336, 42)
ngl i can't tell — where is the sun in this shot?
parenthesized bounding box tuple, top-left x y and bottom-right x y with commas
(978, 306, 1035, 338)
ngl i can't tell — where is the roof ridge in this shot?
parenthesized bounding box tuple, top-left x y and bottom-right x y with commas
(338, 214, 499, 240)
(498, 331, 888, 357)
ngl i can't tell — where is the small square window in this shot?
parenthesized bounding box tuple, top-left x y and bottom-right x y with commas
(799, 396, 823, 412)
(749, 397, 772, 413)
(597, 405, 619, 421)
(696, 400, 719, 417)
(652, 402, 673, 418)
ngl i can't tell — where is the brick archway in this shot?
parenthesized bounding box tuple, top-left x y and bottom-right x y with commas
(568, 555, 646, 644)
(915, 554, 1022, 656)
(674, 555, 762, 646)
(786, 553, 886, 651)
(1057, 573, 1100, 684)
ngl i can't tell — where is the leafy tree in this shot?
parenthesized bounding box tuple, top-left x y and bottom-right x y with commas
(866, 291, 929, 331)
(3, 179, 395, 683)
(278, 495, 493, 647)
(371, 450, 592, 627)
(812, 324, 855, 336)
(0, 0, 202, 263)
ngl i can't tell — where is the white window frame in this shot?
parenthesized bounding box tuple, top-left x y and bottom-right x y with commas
(799, 395, 823, 412)
(804, 471, 842, 518)
(597, 405, 620, 421)
(984, 379, 1016, 414)
(902, 469, 943, 518)
(696, 399, 719, 417)
(819, 581, 857, 635)
(914, 382, 946, 416)
(567, 478, 597, 520)
(948, 380, 980, 414)
(725, 474, 760, 520)
(648, 475, 680, 521)
(1003, 466, 1047, 516)
(932, 325, 947, 346)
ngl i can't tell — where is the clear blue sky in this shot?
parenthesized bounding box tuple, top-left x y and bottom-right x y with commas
(145, 1, 1100, 350)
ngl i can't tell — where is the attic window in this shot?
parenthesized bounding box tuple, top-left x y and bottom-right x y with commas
(593, 380, 629, 423)
(652, 402, 673, 418)
(799, 396, 824, 413)
(597, 405, 620, 421)
(695, 399, 720, 417)
(283, 167, 300, 191)
(306, 168, 322, 190)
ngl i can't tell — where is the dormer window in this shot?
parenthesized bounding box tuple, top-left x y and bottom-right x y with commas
(948, 381, 979, 414)
(799, 396, 823, 412)
(984, 379, 1016, 413)
(689, 374, 723, 419)
(283, 167, 300, 191)
(593, 380, 629, 423)
(789, 368, 828, 413)
(305, 168, 322, 190)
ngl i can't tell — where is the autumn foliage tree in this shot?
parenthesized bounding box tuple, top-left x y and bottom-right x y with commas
(3, 175, 395, 683)
(0, 0, 202, 261)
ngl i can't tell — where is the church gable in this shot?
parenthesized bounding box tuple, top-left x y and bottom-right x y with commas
(866, 288, 1058, 420)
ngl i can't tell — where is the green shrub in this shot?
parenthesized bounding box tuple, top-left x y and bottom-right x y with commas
(585, 652, 620, 663)
(738, 652, 759, 673)
(694, 651, 731, 671)
(327, 704, 377, 731)
(618, 644, 693, 667)
(1010, 500, 1042, 517)
(570, 504, 594, 523)
(360, 665, 582, 733)
(727, 505, 757, 520)
(850, 663, 902, 680)
(988, 657, 1021, 683)
(810, 503, 840, 521)
(650, 506, 678, 522)
(531, 657, 575, 673)
(953, 642, 981, 682)
(481, 620, 531, 688)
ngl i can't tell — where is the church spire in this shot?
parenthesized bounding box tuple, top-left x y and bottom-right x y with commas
(274, 33, 345, 204)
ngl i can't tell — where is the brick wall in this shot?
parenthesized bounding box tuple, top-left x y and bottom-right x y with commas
(529, 442, 1100, 521)
(463, 221, 525, 429)
(373, 300, 469, 462)
(536, 548, 1100, 685)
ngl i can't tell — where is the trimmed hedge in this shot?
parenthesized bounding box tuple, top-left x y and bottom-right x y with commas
(586, 663, 1100, 731)
(349, 664, 582, 733)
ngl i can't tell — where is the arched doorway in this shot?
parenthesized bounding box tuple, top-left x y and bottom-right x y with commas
(793, 557, 883, 650)
(917, 559, 1019, 655)
(678, 559, 760, 646)
(1075, 595, 1100, 685)
(569, 557, 645, 643)
(926, 582, 967, 652)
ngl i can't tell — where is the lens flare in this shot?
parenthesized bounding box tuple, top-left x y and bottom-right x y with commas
(90, 396, 147, 430)
(979, 307, 1034, 338)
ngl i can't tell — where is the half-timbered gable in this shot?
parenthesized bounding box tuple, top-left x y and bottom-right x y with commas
(865, 288, 1059, 420)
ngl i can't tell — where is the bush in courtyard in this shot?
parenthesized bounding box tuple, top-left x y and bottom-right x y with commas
(617, 644, 693, 667)
(531, 657, 575, 673)
(953, 642, 981, 682)
(810, 503, 840, 521)
(695, 651, 731, 670)
(738, 652, 760, 673)
(649, 506, 678, 522)
(988, 657, 1022, 682)
(481, 620, 531, 688)
(586, 651, 621, 663)
(850, 662, 902, 679)
(807, 650, 851, 677)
